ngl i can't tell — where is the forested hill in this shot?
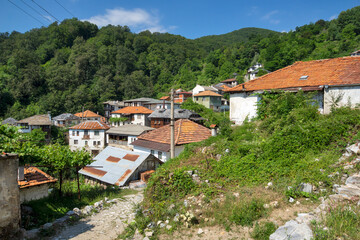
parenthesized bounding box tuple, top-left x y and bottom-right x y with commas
(194, 27, 279, 50)
(0, 6, 360, 120)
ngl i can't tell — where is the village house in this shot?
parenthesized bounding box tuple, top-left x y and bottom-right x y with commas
(18, 166, 57, 203)
(106, 124, 154, 150)
(192, 84, 219, 96)
(79, 146, 162, 187)
(110, 106, 153, 127)
(103, 100, 125, 120)
(220, 78, 239, 87)
(74, 110, 105, 122)
(123, 97, 180, 111)
(16, 114, 52, 143)
(69, 121, 110, 155)
(148, 108, 202, 128)
(227, 56, 360, 125)
(1, 117, 17, 125)
(193, 90, 223, 111)
(52, 113, 80, 127)
(131, 119, 211, 162)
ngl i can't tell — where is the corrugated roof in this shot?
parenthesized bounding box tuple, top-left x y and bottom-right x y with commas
(111, 106, 153, 114)
(17, 114, 51, 125)
(74, 110, 102, 118)
(18, 167, 57, 189)
(79, 146, 162, 186)
(106, 124, 154, 136)
(132, 119, 211, 148)
(226, 56, 360, 93)
(53, 113, 80, 121)
(194, 90, 222, 97)
(69, 121, 110, 130)
(148, 109, 200, 119)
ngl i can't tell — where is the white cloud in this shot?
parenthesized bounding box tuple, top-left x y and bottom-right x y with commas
(83, 8, 172, 33)
(329, 14, 337, 21)
(247, 6, 259, 16)
(261, 10, 280, 24)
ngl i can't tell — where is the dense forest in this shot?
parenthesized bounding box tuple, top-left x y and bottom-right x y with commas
(0, 6, 360, 119)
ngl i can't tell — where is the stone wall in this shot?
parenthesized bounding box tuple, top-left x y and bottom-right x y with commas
(0, 154, 20, 239)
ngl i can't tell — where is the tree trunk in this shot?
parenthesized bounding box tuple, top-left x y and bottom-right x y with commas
(76, 166, 81, 200)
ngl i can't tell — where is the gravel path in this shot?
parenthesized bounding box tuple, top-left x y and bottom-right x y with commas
(51, 190, 144, 240)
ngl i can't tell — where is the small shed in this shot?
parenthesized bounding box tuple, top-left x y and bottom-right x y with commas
(79, 146, 162, 187)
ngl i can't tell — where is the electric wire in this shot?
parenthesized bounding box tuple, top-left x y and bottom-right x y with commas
(54, 0, 75, 18)
(19, 0, 52, 23)
(31, 0, 60, 22)
(7, 0, 45, 26)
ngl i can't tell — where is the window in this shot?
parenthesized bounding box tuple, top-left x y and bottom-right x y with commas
(84, 130, 89, 136)
(158, 151, 162, 159)
(74, 140, 78, 144)
(151, 150, 155, 155)
(93, 141, 97, 145)
(97, 141, 100, 145)
(85, 141, 88, 146)
(94, 131, 99, 136)
(72, 131, 75, 136)
(77, 131, 79, 136)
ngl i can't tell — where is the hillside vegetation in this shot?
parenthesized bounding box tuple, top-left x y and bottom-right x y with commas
(1, 6, 360, 119)
(130, 92, 360, 239)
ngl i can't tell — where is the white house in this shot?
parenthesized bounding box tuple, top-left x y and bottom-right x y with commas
(192, 85, 219, 97)
(110, 106, 153, 127)
(69, 121, 110, 155)
(123, 97, 180, 111)
(74, 110, 105, 122)
(131, 119, 211, 162)
(227, 56, 360, 125)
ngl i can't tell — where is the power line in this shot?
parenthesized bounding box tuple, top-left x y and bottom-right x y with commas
(31, 0, 60, 22)
(7, 0, 45, 26)
(54, 0, 75, 18)
(19, 0, 52, 23)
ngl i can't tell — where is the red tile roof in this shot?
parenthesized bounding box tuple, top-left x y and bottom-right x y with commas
(75, 110, 102, 118)
(69, 121, 110, 130)
(226, 56, 360, 93)
(111, 106, 153, 114)
(221, 78, 237, 83)
(18, 167, 57, 189)
(160, 96, 170, 100)
(135, 119, 211, 146)
(194, 90, 222, 97)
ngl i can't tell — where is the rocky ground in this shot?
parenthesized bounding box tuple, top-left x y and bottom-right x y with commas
(49, 189, 143, 240)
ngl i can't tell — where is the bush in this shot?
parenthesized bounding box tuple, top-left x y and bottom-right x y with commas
(251, 221, 277, 240)
(229, 198, 267, 226)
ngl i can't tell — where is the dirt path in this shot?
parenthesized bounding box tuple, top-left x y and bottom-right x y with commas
(50, 190, 143, 240)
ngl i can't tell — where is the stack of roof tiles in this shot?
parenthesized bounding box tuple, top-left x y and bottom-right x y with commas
(18, 167, 57, 189)
(227, 56, 360, 93)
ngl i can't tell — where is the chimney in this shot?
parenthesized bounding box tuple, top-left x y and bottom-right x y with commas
(18, 166, 25, 181)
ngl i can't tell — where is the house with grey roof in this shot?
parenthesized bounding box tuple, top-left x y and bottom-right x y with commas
(16, 114, 52, 143)
(123, 97, 180, 111)
(106, 125, 154, 150)
(103, 101, 125, 120)
(1, 117, 17, 125)
(79, 146, 162, 187)
(148, 109, 203, 128)
(52, 113, 80, 127)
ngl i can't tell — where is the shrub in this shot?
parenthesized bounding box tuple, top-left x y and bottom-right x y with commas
(251, 221, 277, 240)
(229, 198, 267, 226)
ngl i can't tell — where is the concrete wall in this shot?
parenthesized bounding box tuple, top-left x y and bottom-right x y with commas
(20, 184, 49, 203)
(0, 154, 20, 239)
(230, 92, 260, 125)
(324, 86, 360, 114)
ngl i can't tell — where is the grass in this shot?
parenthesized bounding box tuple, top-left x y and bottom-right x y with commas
(251, 221, 277, 240)
(23, 178, 137, 229)
(312, 204, 360, 240)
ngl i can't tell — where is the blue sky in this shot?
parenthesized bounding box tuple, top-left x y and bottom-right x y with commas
(1, 0, 360, 39)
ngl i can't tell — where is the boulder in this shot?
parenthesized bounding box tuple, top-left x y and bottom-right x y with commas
(269, 220, 313, 240)
(345, 175, 360, 188)
(346, 143, 360, 155)
(300, 183, 313, 193)
(336, 186, 360, 198)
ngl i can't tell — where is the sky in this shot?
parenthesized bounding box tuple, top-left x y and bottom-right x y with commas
(1, 0, 360, 39)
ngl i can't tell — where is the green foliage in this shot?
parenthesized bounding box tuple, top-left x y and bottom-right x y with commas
(229, 198, 267, 226)
(251, 222, 277, 240)
(109, 117, 128, 123)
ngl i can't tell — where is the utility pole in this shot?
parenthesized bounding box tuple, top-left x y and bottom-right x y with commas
(170, 88, 175, 159)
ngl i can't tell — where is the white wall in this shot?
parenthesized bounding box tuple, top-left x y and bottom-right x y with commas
(230, 92, 260, 125)
(69, 129, 106, 152)
(324, 86, 360, 114)
(18, 125, 41, 134)
(20, 184, 49, 203)
(133, 145, 185, 162)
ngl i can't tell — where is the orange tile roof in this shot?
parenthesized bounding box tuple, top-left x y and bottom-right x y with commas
(111, 106, 153, 114)
(221, 85, 231, 90)
(137, 119, 211, 146)
(160, 96, 170, 100)
(194, 90, 222, 97)
(18, 167, 57, 189)
(221, 78, 237, 83)
(69, 121, 110, 130)
(75, 110, 102, 118)
(227, 56, 360, 93)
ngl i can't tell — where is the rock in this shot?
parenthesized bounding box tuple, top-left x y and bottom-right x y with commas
(157, 220, 162, 225)
(104, 197, 108, 202)
(186, 170, 193, 176)
(269, 220, 313, 240)
(215, 154, 222, 161)
(289, 197, 295, 203)
(66, 210, 75, 216)
(143, 237, 150, 240)
(25, 228, 40, 239)
(287, 186, 293, 190)
(204, 218, 209, 222)
(263, 204, 270, 209)
(73, 207, 81, 215)
(225, 149, 230, 153)
(345, 175, 360, 188)
(270, 201, 279, 208)
(267, 182, 273, 187)
(166, 225, 172, 230)
(296, 201, 300, 205)
(184, 200, 188, 207)
(42, 222, 53, 230)
(346, 143, 360, 155)
(197, 228, 204, 235)
(233, 192, 239, 197)
(165, 220, 169, 224)
(159, 223, 166, 228)
(336, 186, 360, 198)
(83, 205, 93, 215)
(168, 204, 175, 210)
(344, 164, 354, 170)
(147, 222, 155, 228)
(53, 216, 70, 225)
(314, 158, 319, 162)
(300, 183, 313, 193)
(295, 213, 315, 224)
(144, 229, 153, 237)
(173, 213, 179, 222)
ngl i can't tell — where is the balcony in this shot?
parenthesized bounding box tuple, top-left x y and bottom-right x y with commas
(82, 135, 90, 140)
(109, 139, 128, 146)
